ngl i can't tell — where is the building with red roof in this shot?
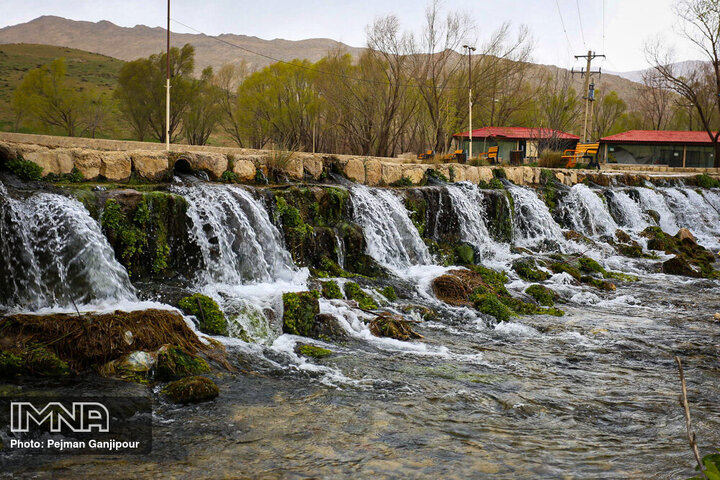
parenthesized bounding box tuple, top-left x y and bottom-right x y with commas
(453, 127, 579, 163)
(600, 130, 717, 168)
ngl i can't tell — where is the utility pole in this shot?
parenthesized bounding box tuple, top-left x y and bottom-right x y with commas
(572, 50, 604, 143)
(165, 0, 171, 151)
(463, 45, 476, 160)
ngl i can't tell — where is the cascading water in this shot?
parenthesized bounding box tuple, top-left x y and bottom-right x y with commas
(175, 183, 298, 285)
(173, 183, 306, 343)
(350, 184, 431, 271)
(444, 182, 511, 262)
(0, 184, 136, 309)
(558, 184, 619, 238)
(507, 184, 566, 249)
(661, 187, 720, 250)
(604, 189, 649, 232)
(635, 186, 679, 234)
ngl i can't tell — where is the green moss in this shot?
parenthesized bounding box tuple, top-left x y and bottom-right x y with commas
(24, 345, 70, 376)
(549, 262, 581, 281)
(221, 170, 238, 183)
(343, 282, 378, 310)
(155, 346, 210, 380)
(297, 345, 332, 358)
(455, 243, 475, 265)
(164, 375, 219, 404)
(525, 284, 558, 306)
(512, 259, 550, 281)
(473, 294, 514, 322)
(152, 242, 170, 273)
(492, 168, 507, 179)
(379, 286, 398, 302)
(696, 173, 720, 189)
(578, 257, 604, 274)
(390, 176, 413, 187)
(5, 156, 43, 181)
(425, 168, 448, 183)
(0, 351, 24, 377)
(468, 265, 509, 295)
(405, 197, 428, 238)
(321, 280, 343, 299)
(282, 291, 321, 336)
(178, 293, 228, 336)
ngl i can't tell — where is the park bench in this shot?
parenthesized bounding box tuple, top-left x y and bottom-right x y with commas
(479, 146, 499, 163)
(562, 142, 599, 168)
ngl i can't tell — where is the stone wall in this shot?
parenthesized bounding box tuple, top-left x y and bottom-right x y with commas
(1, 132, 719, 187)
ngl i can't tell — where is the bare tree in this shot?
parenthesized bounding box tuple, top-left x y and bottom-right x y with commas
(591, 90, 627, 140)
(647, 0, 720, 167)
(531, 71, 582, 152)
(636, 70, 674, 130)
(213, 62, 249, 147)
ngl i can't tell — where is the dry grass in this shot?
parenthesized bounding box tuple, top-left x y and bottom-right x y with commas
(538, 150, 566, 168)
(0, 309, 206, 370)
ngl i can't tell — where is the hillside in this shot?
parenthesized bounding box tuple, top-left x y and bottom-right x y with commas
(0, 16, 364, 72)
(0, 43, 124, 132)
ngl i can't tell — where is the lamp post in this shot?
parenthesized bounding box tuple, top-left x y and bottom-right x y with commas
(165, 0, 170, 151)
(463, 44, 476, 161)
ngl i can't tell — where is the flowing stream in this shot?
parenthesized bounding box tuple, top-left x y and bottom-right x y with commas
(2, 180, 719, 479)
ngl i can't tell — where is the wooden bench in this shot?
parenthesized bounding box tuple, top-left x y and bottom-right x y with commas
(417, 150, 434, 160)
(479, 146, 499, 163)
(562, 143, 599, 168)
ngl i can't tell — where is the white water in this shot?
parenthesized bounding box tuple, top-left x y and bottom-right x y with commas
(635, 187, 679, 234)
(508, 184, 566, 248)
(661, 187, 720, 250)
(350, 185, 432, 271)
(173, 183, 308, 342)
(559, 184, 619, 238)
(0, 187, 136, 309)
(606, 190, 649, 232)
(175, 184, 299, 285)
(445, 182, 511, 263)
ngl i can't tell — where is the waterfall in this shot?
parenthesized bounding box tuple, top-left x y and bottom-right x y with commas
(661, 187, 720, 250)
(508, 184, 566, 248)
(173, 183, 298, 286)
(445, 182, 510, 261)
(350, 185, 431, 271)
(605, 189, 649, 232)
(558, 184, 618, 237)
(0, 185, 135, 309)
(635, 187, 679, 234)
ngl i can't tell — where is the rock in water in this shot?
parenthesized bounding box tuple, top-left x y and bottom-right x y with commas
(714, 313, 720, 322)
(676, 228, 696, 243)
(662, 256, 701, 278)
(164, 376, 219, 404)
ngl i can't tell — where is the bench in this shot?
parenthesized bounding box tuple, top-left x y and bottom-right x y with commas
(479, 146, 499, 163)
(562, 143, 599, 168)
(417, 150, 434, 160)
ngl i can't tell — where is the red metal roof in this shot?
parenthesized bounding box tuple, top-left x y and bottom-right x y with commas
(453, 126, 579, 140)
(600, 130, 717, 145)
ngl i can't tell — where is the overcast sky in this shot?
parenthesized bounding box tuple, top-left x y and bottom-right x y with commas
(0, 0, 702, 72)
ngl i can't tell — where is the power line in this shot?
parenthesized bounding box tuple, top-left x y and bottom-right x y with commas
(555, 0, 575, 59)
(576, 0, 587, 48)
(171, 18, 470, 92)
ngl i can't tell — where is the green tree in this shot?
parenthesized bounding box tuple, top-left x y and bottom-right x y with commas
(13, 58, 87, 136)
(114, 44, 196, 142)
(184, 67, 222, 145)
(591, 90, 627, 140)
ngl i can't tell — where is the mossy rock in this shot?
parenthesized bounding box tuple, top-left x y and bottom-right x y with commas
(369, 314, 423, 341)
(379, 286, 398, 302)
(297, 344, 332, 358)
(282, 291, 321, 336)
(512, 259, 550, 282)
(23, 345, 71, 377)
(578, 257, 604, 274)
(321, 280, 343, 299)
(343, 282, 378, 310)
(0, 351, 24, 377)
(179, 294, 228, 336)
(454, 243, 475, 265)
(662, 256, 702, 278)
(525, 284, 558, 307)
(581, 276, 617, 291)
(155, 346, 210, 380)
(550, 262, 581, 281)
(472, 294, 514, 322)
(164, 375, 219, 404)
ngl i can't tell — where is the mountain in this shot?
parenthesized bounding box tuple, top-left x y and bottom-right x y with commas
(608, 60, 707, 83)
(0, 16, 364, 72)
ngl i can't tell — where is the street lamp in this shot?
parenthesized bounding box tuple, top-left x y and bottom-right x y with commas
(463, 45, 476, 161)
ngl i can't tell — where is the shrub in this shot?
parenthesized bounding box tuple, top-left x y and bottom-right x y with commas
(696, 173, 720, 189)
(390, 176, 413, 187)
(5, 157, 43, 181)
(221, 170, 238, 183)
(538, 150, 566, 168)
(492, 167, 507, 179)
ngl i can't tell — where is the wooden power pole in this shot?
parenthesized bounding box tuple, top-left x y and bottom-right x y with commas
(572, 50, 604, 143)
